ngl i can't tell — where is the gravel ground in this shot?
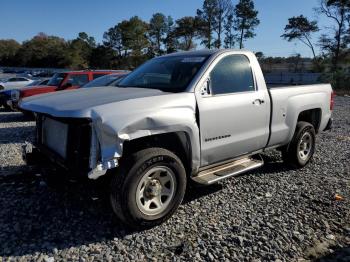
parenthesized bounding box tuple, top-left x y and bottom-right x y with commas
(0, 96, 349, 262)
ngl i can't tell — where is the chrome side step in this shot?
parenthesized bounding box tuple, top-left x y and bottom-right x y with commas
(191, 156, 264, 185)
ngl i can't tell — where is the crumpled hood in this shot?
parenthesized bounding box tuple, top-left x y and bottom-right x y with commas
(21, 86, 200, 177)
(20, 86, 166, 117)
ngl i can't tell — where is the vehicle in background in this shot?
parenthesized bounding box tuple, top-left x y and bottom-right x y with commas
(2, 69, 17, 74)
(81, 72, 129, 88)
(21, 50, 333, 229)
(32, 71, 56, 78)
(0, 77, 34, 90)
(26, 79, 50, 87)
(9, 70, 122, 110)
(0, 79, 50, 109)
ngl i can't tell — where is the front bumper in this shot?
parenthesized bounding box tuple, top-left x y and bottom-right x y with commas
(23, 142, 66, 168)
(22, 141, 92, 180)
(23, 115, 93, 178)
(22, 143, 40, 166)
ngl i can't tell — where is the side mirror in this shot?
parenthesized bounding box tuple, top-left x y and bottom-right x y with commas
(200, 78, 211, 97)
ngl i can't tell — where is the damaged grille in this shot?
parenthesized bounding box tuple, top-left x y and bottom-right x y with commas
(42, 117, 68, 158)
(36, 114, 92, 175)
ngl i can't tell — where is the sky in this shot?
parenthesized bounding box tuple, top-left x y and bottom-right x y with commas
(0, 0, 331, 57)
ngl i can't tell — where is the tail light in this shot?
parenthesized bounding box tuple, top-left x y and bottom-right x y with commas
(330, 91, 335, 111)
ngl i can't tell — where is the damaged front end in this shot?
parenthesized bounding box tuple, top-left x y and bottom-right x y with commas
(87, 126, 118, 179)
(24, 114, 100, 179)
(21, 89, 201, 180)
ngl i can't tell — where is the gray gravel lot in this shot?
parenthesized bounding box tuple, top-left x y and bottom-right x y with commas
(0, 97, 349, 262)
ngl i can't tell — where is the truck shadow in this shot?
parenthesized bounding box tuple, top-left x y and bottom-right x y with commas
(0, 172, 224, 257)
(0, 172, 128, 257)
(315, 247, 350, 261)
(0, 154, 293, 257)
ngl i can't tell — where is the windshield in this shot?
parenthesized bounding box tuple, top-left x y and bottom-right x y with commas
(47, 73, 66, 86)
(117, 55, 209, 92)
(26, 80, 41, 87)
(110, 75, 128, 86)
(82, 74, 125, 88)
(26, 79, 49, 87)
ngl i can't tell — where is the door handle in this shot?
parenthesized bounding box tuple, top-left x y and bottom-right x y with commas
(252, 99, 265, 105)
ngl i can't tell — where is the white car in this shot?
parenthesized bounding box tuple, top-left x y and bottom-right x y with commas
(0, 77, 34, 90)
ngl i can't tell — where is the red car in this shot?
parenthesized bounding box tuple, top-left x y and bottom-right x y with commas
(10, 70, 125, 109)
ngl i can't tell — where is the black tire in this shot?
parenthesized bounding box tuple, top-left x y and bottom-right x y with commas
(282, 121, 316, 168)
(110, 147, 187, 229)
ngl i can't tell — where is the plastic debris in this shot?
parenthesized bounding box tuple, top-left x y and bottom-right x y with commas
(326, 234, 335, 240)
(265, 192, 272, 198)
(334, 194, 344, 201)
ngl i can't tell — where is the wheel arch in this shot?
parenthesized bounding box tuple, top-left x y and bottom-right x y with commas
(297, 108, 322, 133)
(122, 131, 193, 175)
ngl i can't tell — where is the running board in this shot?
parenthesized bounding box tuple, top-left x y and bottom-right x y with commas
(191, 156, 264, 185)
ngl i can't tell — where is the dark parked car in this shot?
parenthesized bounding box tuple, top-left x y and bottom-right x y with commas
(0, 79, 49, 109)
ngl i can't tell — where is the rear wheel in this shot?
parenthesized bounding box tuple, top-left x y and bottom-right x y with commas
(282, 121, 316, 168)
(110, 148, 187, 229)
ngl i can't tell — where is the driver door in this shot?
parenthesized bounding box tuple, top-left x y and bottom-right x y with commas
(195, 54, 270, 166)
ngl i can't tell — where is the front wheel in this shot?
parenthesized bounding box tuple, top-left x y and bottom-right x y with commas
(110, 148, 187, 229)
(282, 121, 316, 168)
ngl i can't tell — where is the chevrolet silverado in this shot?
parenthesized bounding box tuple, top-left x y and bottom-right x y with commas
(20, 50, 333, 229)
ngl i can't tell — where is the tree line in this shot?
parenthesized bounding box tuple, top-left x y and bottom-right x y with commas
(0, 0, 349, 88)
(0, 0, 260, 69)
(280, 0, 350, 88)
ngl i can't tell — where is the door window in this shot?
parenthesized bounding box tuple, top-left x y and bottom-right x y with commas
(93, 73, 108, 79)
(16, 78, 29, 81)
(66, 74, 89, 86)
(210, 55, 255, 95)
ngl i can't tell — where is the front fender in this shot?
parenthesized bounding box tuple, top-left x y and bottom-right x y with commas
(89, 93, 200, 178)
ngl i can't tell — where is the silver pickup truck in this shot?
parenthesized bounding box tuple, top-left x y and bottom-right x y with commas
(21, 49, 333, 228)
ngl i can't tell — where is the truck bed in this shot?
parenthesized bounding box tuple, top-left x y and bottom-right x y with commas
(267, 83, 333, 148)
